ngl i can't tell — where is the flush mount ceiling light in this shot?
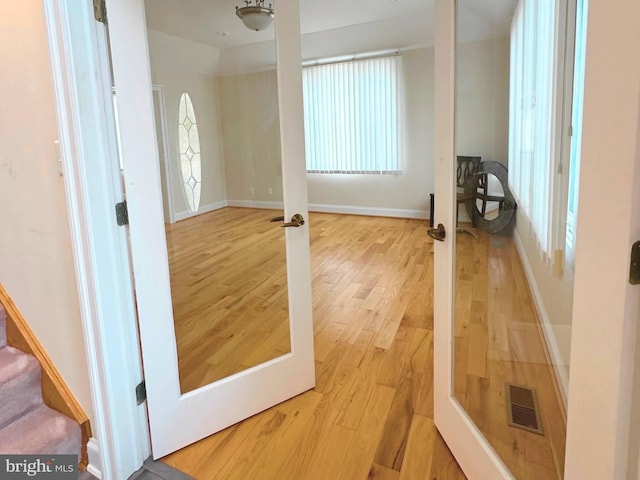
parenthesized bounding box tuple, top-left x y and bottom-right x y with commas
(236, 0, 275, 32)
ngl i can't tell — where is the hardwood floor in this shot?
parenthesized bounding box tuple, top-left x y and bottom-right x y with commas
(165, 207, 291, 392)
(454, 232, 566, 479)
(161, 209, 565, 479)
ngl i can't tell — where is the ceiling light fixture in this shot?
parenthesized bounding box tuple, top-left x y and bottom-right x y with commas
(236, 0, 275, 32)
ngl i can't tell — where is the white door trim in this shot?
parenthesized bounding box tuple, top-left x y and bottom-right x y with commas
(564, 0, 640, 476)
(42, 1, 150, 479)
(152, 85, 176, 224)
(43, 0, 640, 477)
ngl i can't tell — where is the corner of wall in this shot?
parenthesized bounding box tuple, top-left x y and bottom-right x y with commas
(86, 438, 103, 479)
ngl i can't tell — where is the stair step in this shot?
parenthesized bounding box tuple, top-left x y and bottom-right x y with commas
(0, 346, 43, 429)
(0, 405, 81, 456)
(0, 304, 6, 348)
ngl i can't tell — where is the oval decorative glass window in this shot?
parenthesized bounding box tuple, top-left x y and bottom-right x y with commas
(178, 92, 202, 213)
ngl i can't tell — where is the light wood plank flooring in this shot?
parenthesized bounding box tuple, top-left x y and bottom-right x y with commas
(161, 210, 565, 479)
(454, 231, 566, 479)
(165, 208, 291, 392)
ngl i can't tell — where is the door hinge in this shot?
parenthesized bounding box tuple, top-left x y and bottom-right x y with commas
(630, 241, 640, 285)
(136, 381, 146, 405)
(93, 0, 107, 24)
(115, 201, 129, 226)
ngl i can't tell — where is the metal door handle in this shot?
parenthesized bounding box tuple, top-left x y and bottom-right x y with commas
(428, 223, 446, 242)
(270, 213, 305, 228)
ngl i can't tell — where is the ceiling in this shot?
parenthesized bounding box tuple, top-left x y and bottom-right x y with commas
(144, 0, 516, 73)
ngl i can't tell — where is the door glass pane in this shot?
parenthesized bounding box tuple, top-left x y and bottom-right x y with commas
(453, 0, 583, 477)
(145, 0, 291, 393)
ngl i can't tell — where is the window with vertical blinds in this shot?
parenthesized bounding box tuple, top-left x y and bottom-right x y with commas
(508, 0, 556, 255)
(302, 55, 403, 174)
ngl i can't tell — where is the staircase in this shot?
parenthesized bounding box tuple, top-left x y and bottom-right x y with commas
(0, 303, 81, 457)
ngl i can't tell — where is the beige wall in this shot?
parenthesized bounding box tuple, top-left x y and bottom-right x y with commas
(0, 1, 93, 422)
(147, 30, 227, 219)
(515, 211, 573, 374)
(306, 48, 435, 213)
(220, 38, 510, 214)
(456, 36, 510, 165)
(219, 70, 283, 203)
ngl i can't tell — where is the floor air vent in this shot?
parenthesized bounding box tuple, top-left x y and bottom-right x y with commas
(506, 383, 544, 435)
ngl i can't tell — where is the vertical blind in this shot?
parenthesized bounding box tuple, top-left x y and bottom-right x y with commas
(566, 0, 588, 262)
(302, 55, 403, 174)
(508, 0, 556, 255)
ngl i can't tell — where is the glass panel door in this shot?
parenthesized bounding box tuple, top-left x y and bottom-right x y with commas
(144, 6, 294, 392)
(106, 0, 314, 458)
(434, 0, 586, 477)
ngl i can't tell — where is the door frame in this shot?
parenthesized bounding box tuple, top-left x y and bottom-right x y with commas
(43, 0, 640, 478)
(151, 84, 176, 224)
(433, 1, 640, 479)
(42, 1, 150, 479)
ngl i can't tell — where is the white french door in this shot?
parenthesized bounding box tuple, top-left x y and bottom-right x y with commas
(105, 0, 315, 458)
(433, 1, 640, 479)
(432, 1, 511, 477)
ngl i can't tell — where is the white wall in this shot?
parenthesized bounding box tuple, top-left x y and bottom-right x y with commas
(0, 0, 93, 422)
(147, 30, 227, 220)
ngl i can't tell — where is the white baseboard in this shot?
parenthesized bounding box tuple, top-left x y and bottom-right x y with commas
(174, 200, 228, 222)
(86, 437, 103, 479)
(309, 203, 429, 219)
(513, 231, 569, 408)
(226, 199, 429, 220)
(227, 199, 284, 210)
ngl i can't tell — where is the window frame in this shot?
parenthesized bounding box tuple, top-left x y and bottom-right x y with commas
(177, 92, 202, 213)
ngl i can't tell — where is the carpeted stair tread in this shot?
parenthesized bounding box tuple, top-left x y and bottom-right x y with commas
(0, 302, 81, 462)
(0, 304, 6, 348)
(0, 346, 42, 429)
(0, 404, 81, 456)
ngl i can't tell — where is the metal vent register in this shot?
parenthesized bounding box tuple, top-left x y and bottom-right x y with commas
(506, 383, 544, 435)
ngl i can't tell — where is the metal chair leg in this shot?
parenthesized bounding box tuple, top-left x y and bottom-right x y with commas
(456, 227, 478, 239)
